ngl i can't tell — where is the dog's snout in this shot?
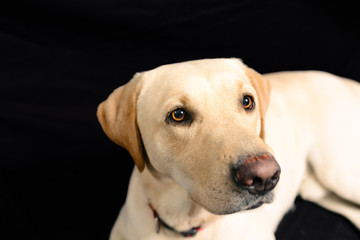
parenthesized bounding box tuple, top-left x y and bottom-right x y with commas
(235, 154, 281, 195)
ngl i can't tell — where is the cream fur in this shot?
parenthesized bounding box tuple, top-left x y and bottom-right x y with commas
(97, 59, 360, 240)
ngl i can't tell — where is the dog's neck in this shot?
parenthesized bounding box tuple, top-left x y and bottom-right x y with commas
(148, 201, 203, 237)
(140, 167, 219, 235)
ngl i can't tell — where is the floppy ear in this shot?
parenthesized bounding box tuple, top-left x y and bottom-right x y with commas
(97, 73, 146, 172)
(245, 67, 271, 141)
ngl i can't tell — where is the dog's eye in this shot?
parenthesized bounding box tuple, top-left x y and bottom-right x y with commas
(171, 109, 186, 122)
(242, 95, 255, 110)
(167, 108, 193, 126)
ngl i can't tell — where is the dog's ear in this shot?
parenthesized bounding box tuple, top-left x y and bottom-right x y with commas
(97, 73, 146, 172)
(246, 67, 271, 141)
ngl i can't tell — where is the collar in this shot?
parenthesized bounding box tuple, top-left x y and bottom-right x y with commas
(148, 203, 203, 238)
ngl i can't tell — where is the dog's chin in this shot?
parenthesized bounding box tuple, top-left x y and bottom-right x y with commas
(199, 192, 275, 215)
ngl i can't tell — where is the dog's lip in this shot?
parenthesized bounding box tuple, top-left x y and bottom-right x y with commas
(246, 201, 264, 210)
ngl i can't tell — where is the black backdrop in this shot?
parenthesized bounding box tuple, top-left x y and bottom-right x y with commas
(1, 0, 360, 239)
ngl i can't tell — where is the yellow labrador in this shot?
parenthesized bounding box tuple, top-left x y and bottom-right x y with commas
(97, 58, 360, 239)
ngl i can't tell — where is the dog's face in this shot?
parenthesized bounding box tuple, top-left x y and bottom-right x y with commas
(98, 58, 279, 215)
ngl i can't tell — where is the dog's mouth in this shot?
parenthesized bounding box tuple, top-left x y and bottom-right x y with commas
(244, 192, 274, 211)
(246, 201, 264, 210)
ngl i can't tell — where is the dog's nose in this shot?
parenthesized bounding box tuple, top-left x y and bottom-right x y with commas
(235, 154, 280, 195)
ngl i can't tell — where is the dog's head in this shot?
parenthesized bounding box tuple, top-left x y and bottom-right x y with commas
(97, 58, 280, 214)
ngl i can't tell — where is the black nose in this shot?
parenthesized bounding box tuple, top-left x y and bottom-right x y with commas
(235, 154, 280, 195)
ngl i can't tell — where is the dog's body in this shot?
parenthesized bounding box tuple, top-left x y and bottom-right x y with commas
(98, 59, 360, 240)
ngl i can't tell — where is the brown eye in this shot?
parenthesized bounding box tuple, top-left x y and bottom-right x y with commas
(242, 95, 255, 110)
(171, 109, 185, 122)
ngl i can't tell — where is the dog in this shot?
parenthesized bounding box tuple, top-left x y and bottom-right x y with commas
(97, 58, 360, 239)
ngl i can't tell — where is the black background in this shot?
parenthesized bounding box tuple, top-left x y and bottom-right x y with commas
(1, 0, 360, 239)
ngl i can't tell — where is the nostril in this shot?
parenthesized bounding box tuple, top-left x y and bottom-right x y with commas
(272, 170, 280, 181)
(253, 177, 263, 186)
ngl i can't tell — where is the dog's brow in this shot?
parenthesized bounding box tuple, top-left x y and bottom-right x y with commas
(179, 95, 190, 105)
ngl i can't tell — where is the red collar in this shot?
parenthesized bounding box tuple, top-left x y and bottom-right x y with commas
(148, 203, 203, 237)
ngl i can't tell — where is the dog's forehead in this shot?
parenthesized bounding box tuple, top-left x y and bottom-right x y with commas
(142, 58, 251, 95)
